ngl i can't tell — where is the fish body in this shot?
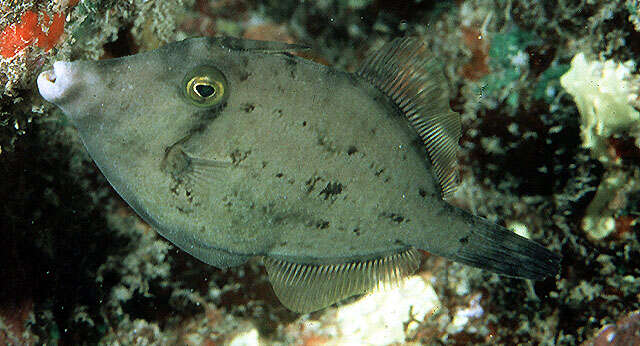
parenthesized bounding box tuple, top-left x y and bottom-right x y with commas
(38, 37, 560, 312)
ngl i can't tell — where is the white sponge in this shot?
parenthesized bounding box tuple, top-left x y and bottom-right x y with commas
(560, 53, 640, 163)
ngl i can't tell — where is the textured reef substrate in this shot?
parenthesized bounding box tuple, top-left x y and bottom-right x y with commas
(1, 0, 639, 344)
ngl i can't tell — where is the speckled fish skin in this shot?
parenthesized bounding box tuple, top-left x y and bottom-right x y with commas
(38, 37, 560, 312)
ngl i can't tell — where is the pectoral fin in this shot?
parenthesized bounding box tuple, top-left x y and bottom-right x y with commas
(263, 248, 422, 313)
(161, 143, 233, 184)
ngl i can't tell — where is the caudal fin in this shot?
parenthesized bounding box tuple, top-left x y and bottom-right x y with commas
(450, 214, 561, 280)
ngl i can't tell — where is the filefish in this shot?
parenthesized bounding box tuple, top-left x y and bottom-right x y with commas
(37, 37, 561, 313)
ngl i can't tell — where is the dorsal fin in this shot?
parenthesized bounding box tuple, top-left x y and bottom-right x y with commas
(263, 248, 422, 313)
(218, 36, 310, 53)
(357, 37, 461, 199)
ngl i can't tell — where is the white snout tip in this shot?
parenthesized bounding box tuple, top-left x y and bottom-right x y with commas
(37, 61, 76, 103)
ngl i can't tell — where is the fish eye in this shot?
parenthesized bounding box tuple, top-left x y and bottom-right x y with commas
(183, 65, 228, 107)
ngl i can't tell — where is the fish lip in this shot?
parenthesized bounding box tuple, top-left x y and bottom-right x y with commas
(37, 61, 75, 103)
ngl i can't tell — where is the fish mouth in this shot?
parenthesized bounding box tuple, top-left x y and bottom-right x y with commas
(37, 61, 77, 103)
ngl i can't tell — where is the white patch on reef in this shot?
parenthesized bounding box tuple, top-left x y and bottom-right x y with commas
(228, 327, 259, 346)
(480, 137, 505, 154)
(313, 276, 439, 345)
(446, 293, 484, 334)
(510, 50, 529, 67)
(560, 52, 640, 163)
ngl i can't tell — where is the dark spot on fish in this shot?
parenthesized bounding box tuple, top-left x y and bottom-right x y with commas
(316, 135, 337, 153)
(459, 236, 469, 244)
(380, 212, 406, 224)
(324, 67, 340, 78)
(353, 228, 360, 236)
(302, 121, 307, 127)
(275, 172, 283, 178)
(283, 53, 297, 66)
(347, 146, 358, 155)
(411, 138, 424, 152)
(316, 220, 330, 229)
(394, 239, 403, 245)
(239, 70, 251, 81)
(305, 176, 322, 193)
(185, 122, 208, 138)
(419, 188, 427, 198)
(371, 128, 377, 135)
(375, 168, 385, 177)
(275, 109, 283, 117)
(230, 149, 251, 164)
(319, 182, 343, 200)
(283, 55, 297, 78)
(220, 36, 235, 49)
(262, 161, 268, 168)
(191, 101, 227, 128)
(243, 103, 255, 113)
(272, 214, 285, 225)
(384, 177, 390, 183)
(346, 73, 360, 87)
(106, 78, 117, 91)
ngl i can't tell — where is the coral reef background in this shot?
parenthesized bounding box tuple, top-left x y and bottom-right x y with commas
(1, 0, 639, 344)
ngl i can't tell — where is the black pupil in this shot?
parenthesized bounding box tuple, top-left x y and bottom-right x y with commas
(195, 84, 216, 98)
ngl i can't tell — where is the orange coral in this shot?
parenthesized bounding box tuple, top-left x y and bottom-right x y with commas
(0, 10, 66, 58)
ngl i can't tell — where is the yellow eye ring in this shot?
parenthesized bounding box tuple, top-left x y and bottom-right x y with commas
(183, 65, 228, 107)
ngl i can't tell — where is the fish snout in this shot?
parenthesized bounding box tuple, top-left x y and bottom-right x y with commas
(37, 61, 81, 104)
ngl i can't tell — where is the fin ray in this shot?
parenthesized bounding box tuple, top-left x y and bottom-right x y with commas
(263, 248, 422, 313)
(357, 37, 461, 199)
(183, 151, 233, 184)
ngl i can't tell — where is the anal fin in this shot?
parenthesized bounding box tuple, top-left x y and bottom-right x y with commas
(263, 248, 422, 313)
